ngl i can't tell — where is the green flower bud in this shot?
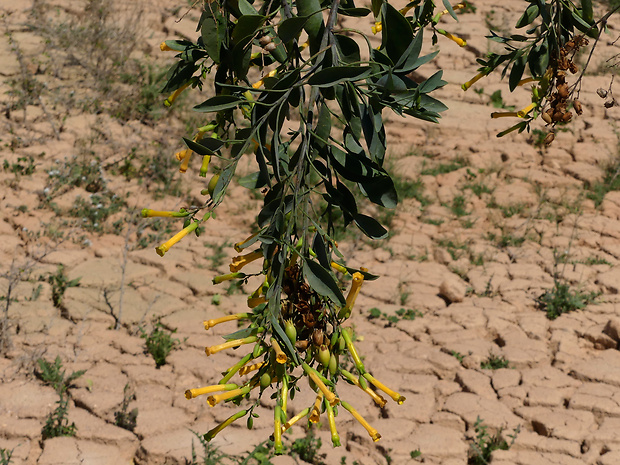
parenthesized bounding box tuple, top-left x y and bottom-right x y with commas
(285, 320, 297, 344)
(329, 353, 338, 376)
(260, 372, 272, 389)
(318, 345, 330, 368)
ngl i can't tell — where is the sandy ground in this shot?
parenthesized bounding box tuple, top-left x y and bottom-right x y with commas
(2, 0, 620, 464)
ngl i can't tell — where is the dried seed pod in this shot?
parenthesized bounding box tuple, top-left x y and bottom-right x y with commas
(562, 111, 573, 122)
(557, 84, 569, 99)
(568, 62, 578, 74)
(264, 42, 277, 52)
(541, 112, 553, 124)
(295, 340, 309, 351)
(597, 88, 608, 99)
(552, 110, 564, 122)
(604, 98, 616, 108)
(544, 132, 555, 146)
(312, 329, 324, 346)
(259, 36, 272, 47)
(573, 99, 583, 115)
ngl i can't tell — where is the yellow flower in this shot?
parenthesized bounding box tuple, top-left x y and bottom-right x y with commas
(239, 361, 265, 376)
(271, 338, 287, 364)
(517, 77, 537, 87)
(199, 155, 211, 177)
(517, 102, 536, 118)
(339, 272, 364, 318)
(303, 363, 338, 406)
(141, 208, 189, 218)
(325, 398, 341, 447)
(155, 221, 200, 257)
(234, 232, 259, 252)
(341, 401, 381, 442)
(341, 369, 387, 407)
(331, 261, 348, 274)
(185, 383, 238, 399)
(371, 22, 382, 34)
(274, 405, 284, 454)
(212, 272, 246, 285)
(204, 409, 247, 442)
(230, 250, 263, 272)
(437, 29, 466, 47)
(175, 149, 189, 162)
(247, 295, 267, 308)
(160, 41, 174, 52)
(251, 69, 277, 89)
(341, 328, 365, 372)
(462, 71, 487, 91)
(309, 391, 324, 423)
(219, 346, 266, 384)
(491, 111, 519, 118)
(205, 335, 258, 356)
(203, 312, 250, 330)
(281, 407, 310, 432)
(363, 373, 406, 404)
(164, 82, 190, 107)
(207, 383, 254, 407)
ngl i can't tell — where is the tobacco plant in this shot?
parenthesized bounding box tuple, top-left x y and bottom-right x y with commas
(141, 0, 608, 452)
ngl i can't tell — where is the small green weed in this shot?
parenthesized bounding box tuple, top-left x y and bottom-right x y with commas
(188, 431, 275, 465)
(42, 393, 77, 439)
(36, 356, 86, 393)
(536, 280, 599, 320)
(393, 176, 431, 206)
(421, 157, 468, 176)
(3, 155, 36, 176)
(114, 384, 138, 432)
(582, 256, 612, 266)
(468, 417, 519, 465)
(69, 193, 126, 233)
(368, 307, 423, 325)
(1, 447, 13, 465)
(586, 155, 620, 207)
(140, 321, 181, 368)
(451, 351, 465, 364)
(466, 182, 494, 198)
(289, 427, 326, 465)
(410, 449, 422, 459)
(437, 239, 469, 260)
(449, 195, 469, 217)
(480, 353, 510, 370)
(48, 265, 80, 309)
(486, 232, 525, 248)
(489, 90, 515, 110)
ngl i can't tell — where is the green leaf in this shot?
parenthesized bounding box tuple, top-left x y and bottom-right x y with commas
(354, 214, 388, 239)
(527, 39, 549, 78)
(278, 16, 310, 43)
(194, 95, 242, 113)
(303, 260, 346, 306)
(238, 171, 269, 189)
(381, 2, 413, 63)
(163, 40, 193, 52)
(232, 15, 267, 44)
(418, 70, 447, 94)
(359, 175, 398, 208)
(201, 10, 225, 64)
(238, 0, 258, 15)
(183, 137, 225, 155)
(314, 103, 332, 148)
(441, 0, 458, 21)
(334, 35, 361, 64)
(496, 120, 528, 138)
(509, 53, 526, 92)
(394, 29, 424, 73)
(308, 67, 372, 87)
(211, 163, 237, 205)
(338, 7, 371, 17)
(313, 233, 331, 269)
(515, 3, 539, 28)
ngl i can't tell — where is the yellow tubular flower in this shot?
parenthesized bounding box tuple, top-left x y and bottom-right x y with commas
(271, 338, 287, 364)
(212, 272, 246, 285)
(185, 383, 238, 399)
(204, 410, 247, 442)
(437, 29, 466, 47)
(164, 82, 190, 107)
(282, 407, 310, 432)
(160, 41, 174, 51)
(491, 112, 519, 118)
(179, 150, 192, 173)
(251, 69, 278, 89)
(341, 369, 387, 407)
(331, 261, 348, 274)
(325, 398, 341, 447)
(274, 405, 284, 454)
(462, 71, 487, 91)
(341, 272, 364, 318)
(363, 373, 406, 404)
(199, 155, 211, 177)
(220, 347, 266, 384)
(517, 102, 536, 118)
(518, 77, 537, 86)
(234, 232, 259, 252)
(247, 296, 267, 308)
(141, 209, 189, 218)
(205, 335, 258, 356)
(204, 312, 251, 330)
(156, 221, 200, 257)
(239, 361, 265, 376)
(341, 401, 381, 442)
(303, 363, 338, 406)
(175, 149, 189, 162)
(299, 40, 310, 51)
(207, 383, 254, 407)
(341, 328, 365, 373)
(230, 250, 263, 272)
(309, 391, 324, 423)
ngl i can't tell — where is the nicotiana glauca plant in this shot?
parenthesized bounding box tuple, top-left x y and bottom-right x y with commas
(141, 0, 614, 453)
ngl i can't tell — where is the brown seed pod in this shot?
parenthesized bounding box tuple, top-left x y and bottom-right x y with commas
(541, 112, 553, 124)
(312, 329, 324, 346)
(557, 84, 569, 99)
(264, 42, 277, 52)
(604, 98, 616, 108)
(597, 88, 608, 99)
(552, 110, 564, 122)
(573, 99, 583, 115)
(562, 111, 573, 122)
(568, 62, 578, 74)
(544, 132, 555, 146)
(295, 340, 309, 351)
(259, 35, 272, 47)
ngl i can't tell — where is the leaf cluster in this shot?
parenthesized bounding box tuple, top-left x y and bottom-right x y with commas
(140, 321, 182, 368)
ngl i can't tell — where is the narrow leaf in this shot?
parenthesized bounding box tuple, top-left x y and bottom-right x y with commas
(303, 260, 346, 306)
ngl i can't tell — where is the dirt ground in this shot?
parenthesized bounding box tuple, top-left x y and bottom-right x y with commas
(2, 0, 620, 464)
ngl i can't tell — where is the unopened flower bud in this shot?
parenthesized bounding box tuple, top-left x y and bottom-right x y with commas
(318, 345, 331, 368)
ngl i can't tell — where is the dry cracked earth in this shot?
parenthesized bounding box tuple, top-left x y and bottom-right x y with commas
(2, 0, 620, 464)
